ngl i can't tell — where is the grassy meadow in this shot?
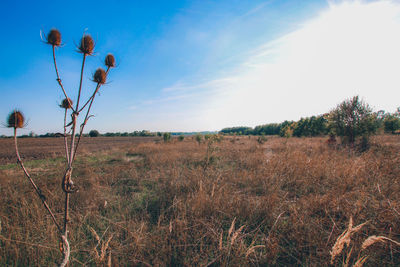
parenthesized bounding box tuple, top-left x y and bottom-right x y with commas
(0, 135, 399, 266)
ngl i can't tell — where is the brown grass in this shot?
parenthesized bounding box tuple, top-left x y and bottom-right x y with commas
(0, 135, 399, 266)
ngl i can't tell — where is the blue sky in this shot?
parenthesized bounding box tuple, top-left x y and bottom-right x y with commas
(1, 0, 400, 135)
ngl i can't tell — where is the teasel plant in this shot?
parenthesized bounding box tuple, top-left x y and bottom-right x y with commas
(7, 28, 115, 266)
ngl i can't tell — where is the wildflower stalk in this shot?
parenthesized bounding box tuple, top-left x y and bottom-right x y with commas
(13, 127, 62, 233)
(63, 108, 70, 164)
(9, 29, 114, 266)
(75, 54, 87, 113)
(73, 67, 110, 161)
(52, 46, 75, 113)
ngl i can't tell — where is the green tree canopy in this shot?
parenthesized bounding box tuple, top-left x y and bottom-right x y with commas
(328, 96, 377, 144)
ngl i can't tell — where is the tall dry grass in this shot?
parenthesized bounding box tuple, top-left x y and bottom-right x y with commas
(0, 135, 399, 266)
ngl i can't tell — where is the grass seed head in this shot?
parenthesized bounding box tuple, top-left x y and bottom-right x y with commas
(47, 29, 62, 47)
(7, 110, 25, 129)
(60, 98, 73, 109)
(105, 54, 115, 68)
(79, 34, 94, 55)
(93, 68, 107, 84)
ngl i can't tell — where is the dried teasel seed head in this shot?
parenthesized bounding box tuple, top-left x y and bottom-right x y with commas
(79, 34, 94, 55)
(7, 110, 25, 129)
(105, 54, 115, 68)
(93, 68, 107, 84)
(60, 98, 73, 109)
(47, 29, 62, 47)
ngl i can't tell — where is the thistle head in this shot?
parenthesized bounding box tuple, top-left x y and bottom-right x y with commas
(79, 34, 94, 55)
(46, 29, 62, 47)
(93, 68, 106, 84)
(7, 110, 25, 129)
(60, 98, 73, 109)
(105, 54, 115, 68)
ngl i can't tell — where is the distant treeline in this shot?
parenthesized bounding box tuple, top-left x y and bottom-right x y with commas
(220, 110, 400, 137)
(220, 115, 328, 137)
(0, 130, 218, 138)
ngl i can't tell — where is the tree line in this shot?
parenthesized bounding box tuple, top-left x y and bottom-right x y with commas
(220, 96, 400, 140)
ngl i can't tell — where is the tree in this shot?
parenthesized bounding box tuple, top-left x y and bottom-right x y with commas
(163, 132, 171, 142)
(195, 134, 203, 144)
(89, 130, 100, 137)
(383, 114, 400, 134)
(328, 96, 376, 145)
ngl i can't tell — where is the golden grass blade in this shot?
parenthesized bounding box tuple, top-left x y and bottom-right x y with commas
(353, 255, 368, 267)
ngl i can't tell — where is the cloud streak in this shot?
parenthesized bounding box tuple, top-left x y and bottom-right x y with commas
(129, 1, 400, 132)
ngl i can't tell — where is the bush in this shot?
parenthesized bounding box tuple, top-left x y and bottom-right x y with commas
(383, 114, 400, 134)
(257, 135, 267, 144)
(89, 130, 100, 137)
(328, 96, 376, 145)
(163, 132, 171, 143)
(178, 135, 185, 141)
(195, 134, 202, 144)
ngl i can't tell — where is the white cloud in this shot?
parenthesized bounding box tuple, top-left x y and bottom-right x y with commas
(134, 0, 400, 131)
(195, 0, 400, 129)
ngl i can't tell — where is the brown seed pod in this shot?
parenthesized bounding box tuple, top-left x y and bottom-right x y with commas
(93, 68, 106, 84)
(105, 54, 115, 68)
(60, 98, 73, 109)
(79, 35, 94, 55)
(47, 29, 62, 47)
(7, 110, 25, 129)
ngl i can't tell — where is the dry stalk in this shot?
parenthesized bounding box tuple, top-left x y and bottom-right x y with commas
(352, 255, 368, 267)
(361, 235, 400, 250)
(9, 29, 115, 266)
(88, 226, 114, 264)
(330, 217, 368, 264)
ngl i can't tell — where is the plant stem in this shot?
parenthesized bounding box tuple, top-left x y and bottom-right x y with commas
(73, 67, 110, 161)
(13, 128, 62, 233)
(75, 54, 87, 112)
(52, 46, 75, 113)
(63, 109, 70, 164)
(78, 67, 110, 113)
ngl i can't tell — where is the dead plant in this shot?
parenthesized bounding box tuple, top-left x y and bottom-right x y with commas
(7, 28, 115, 266)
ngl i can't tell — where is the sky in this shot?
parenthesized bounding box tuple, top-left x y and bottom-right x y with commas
(1, 0, 400, 135)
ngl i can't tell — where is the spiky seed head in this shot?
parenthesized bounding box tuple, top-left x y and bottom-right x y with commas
(79, 35, 94, 55)
(105, 54, 115, 68)
(60, 98, 73, 109)
(93, 68, 106, 84)
(47, 29, 62, 47)
(7, 110, 25, 129)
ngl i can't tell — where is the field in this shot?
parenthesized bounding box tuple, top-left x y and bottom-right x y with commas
(0, 135, 399, 266)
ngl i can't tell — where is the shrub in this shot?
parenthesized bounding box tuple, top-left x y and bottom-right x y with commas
(383, 114, 400, 134)
(163, 132, 171, 142)
(195, 134, 203, 144)
(328, 96, 377, 145)
(89, 130, 100, 137)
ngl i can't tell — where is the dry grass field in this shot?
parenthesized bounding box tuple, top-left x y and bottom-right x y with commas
(0, 135, 399, 266)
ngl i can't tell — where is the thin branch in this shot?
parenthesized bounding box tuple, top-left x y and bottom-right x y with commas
(69, 113, 78, 165)
(0, 234, 58, 251)
(78, 67, 110, 113)
(63, 191, 70, 233)
(13, 128, 62, 234)
(59, 234, 70, 267)
(75, 54, 87, 112)
(72, 86, 98, 163)
(63, 109, 70, 164)
(73, 67, 110, 162)
(68, 53, 87, 163)
(78, 84, 100, 114)
(52, 46, 75, 113)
